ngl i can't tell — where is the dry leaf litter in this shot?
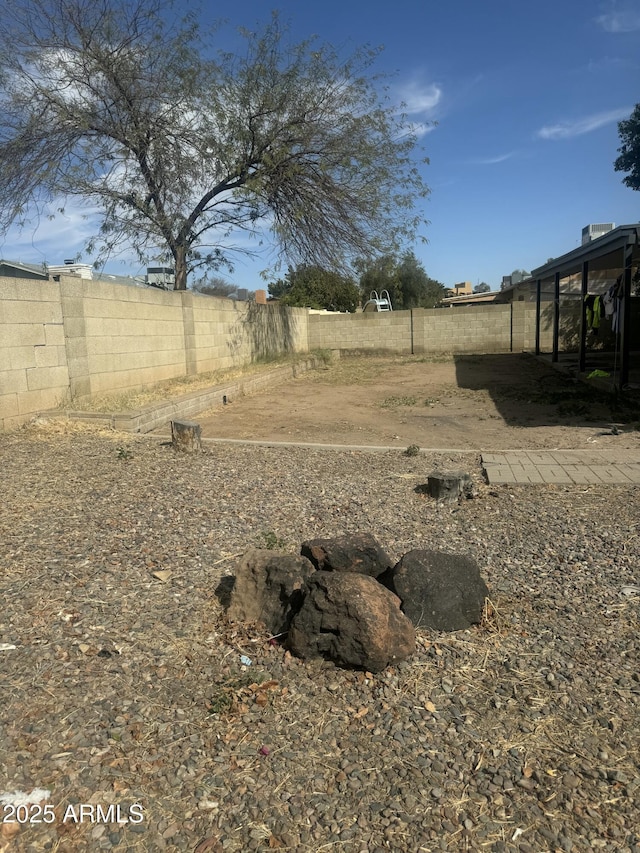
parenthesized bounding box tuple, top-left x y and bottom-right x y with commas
(0, 422, 639, 853)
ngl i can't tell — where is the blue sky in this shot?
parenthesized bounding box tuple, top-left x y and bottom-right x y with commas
(3, 0, 639, 289)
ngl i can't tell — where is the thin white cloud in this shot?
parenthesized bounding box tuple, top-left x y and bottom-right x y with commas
(405, 121, 437, 139)
(1, 197, 100, 264)
(537, 107, 631, 140)
(400, 81, 442, 116)
(394, 79, 442, 139)
(596, 8, 640, 32)
(585, 56, 629, 72)
(470, 152, 516, 165)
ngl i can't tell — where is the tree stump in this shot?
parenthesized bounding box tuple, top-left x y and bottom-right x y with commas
(171, 419, 202, 453)
(423, 471, 473, 503)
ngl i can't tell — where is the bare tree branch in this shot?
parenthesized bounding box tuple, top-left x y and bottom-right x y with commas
(0, 0, 430, 289)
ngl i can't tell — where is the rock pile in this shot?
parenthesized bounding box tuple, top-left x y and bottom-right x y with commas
(225, 533, 489, 673)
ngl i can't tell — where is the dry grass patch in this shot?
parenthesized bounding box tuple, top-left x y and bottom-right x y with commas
(55, 354, 313, 414)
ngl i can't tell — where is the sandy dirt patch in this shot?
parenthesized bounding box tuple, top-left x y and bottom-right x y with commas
(173, 353, 640, 451)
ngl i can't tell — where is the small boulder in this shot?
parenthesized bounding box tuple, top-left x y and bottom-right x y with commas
(226, 549, 315, 634)
(287, 571, 415, 672)
(378, 549, 488, 631)
(300, 532, 392, 577)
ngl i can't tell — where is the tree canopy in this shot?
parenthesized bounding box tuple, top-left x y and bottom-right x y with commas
(268, 265, 360, 312)
(0, 0, 430, 289)
(357, 252, 445, 309)
(191, 275, 245, 299)
(473, 282, 491, 293)
(615, 103, 640, 191)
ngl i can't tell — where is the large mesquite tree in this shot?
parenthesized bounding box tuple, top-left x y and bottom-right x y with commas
(0, 0, 430, 289)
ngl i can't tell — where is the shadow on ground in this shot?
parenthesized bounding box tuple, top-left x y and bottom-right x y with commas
(453, 353, 640, 429)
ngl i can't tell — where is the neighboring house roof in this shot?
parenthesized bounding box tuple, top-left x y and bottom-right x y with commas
(442, 291, 502, 306)
(94, 272, 148, 288)
(496, 278, 533, 297)
(0, 259, 49, 280)
(497, 278, 555, 301)
(47, 262, 93, 279)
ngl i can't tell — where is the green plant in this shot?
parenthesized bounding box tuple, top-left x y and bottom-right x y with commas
(380, 395, 418, 409)
(206, 692, 234, 715)
(206, 669, 274, 716)
(311, 348, 333, 366)
(258, 530, 287, 550)
(116, 446, 133, 460)
(404, 444, 420, 457)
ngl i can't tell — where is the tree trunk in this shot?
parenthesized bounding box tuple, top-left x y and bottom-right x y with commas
(174, 244, 188, 290)
(171, 419, 202, 453)
(424, 471, 474, 503)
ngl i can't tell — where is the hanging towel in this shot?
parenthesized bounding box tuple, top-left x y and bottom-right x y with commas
(585, 294, 602, 332)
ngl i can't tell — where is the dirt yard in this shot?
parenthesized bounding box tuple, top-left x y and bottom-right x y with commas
(182, 353, 640, 451)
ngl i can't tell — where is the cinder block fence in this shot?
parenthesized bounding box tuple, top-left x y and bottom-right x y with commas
(1, 275, 552, 431)
(307, 303, 550, 354)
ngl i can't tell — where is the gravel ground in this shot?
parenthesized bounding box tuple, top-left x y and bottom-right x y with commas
(1, 423, 639, 853)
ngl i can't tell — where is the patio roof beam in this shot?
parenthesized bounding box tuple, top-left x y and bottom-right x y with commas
(620, 240, 634, 388)
(535, 279, 542, 355)
(552, 271, 560, 363)
(579, 260, 589, 373)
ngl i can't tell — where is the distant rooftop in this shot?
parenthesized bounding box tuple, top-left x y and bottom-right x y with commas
(0, 259, 49, 280)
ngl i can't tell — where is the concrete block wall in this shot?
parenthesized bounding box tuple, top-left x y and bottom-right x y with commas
(190, 296, 309, 373)
(62, 277, 187, 399)
(307, 310, 413, 353)
(309, 304, 541, 354)
(0, 277, 71, 430)
(1, 274, 312, 430)
(415, 305, 512, 353)
(510, 301, 545, 353)
(308, 302, 560, 356)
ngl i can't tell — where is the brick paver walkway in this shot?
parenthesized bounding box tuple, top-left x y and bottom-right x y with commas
(482, 450, 640, 485)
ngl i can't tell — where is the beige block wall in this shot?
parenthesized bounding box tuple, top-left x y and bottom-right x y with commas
(0, 276, 71, 430)
(0, 275, 584, 432)
(309, 302, 556, 356)
(309, 305, 513, 354)
(60, 276, 187, 400)
(308, 311, 413, 353)
(1, 275, 314, 429)
(189, 295, 309, 373)
(416, 305, 513, 353)
(516, 300, 555, 351)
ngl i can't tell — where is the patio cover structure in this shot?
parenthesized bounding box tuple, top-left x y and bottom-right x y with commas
(531, 224, 640, 389)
